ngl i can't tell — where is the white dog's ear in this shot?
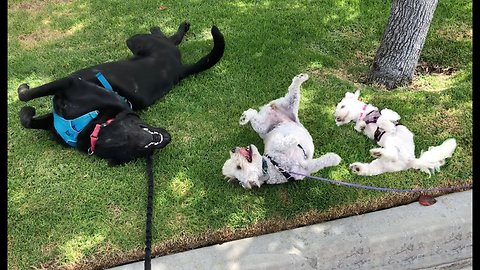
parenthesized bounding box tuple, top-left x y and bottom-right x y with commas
(344, 90, 360, 99)
(354, 90, 360, 99)
(243, 173, 261, 189)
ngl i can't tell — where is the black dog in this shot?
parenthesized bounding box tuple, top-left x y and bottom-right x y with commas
(18, 21, 225, 165)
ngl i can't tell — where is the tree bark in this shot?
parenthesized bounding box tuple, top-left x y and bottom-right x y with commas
(367, 0, 438, 89)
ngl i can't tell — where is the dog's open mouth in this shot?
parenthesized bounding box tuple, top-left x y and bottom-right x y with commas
(238, 145, 253, 162)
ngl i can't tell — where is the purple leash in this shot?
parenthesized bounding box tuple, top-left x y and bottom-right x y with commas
(289, 171, 472, 193)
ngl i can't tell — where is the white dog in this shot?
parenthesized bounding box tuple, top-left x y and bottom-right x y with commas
(334, 90, 457, 176)
(222, 74, 341, 189)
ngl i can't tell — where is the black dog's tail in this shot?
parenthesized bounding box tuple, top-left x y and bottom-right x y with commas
(181, 25, 225, 79)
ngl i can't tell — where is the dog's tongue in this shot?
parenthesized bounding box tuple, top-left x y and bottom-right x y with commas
(239, 147, 252, 162)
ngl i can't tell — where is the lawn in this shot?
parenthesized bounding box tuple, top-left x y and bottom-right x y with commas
(7, 0, 472, 269)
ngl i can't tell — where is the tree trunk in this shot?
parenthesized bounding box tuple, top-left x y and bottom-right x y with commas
(367, 0, 438, 89)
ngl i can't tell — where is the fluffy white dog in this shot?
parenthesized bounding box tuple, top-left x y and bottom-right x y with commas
(222, 74, 341, 189)
(334, 90, 457, 176)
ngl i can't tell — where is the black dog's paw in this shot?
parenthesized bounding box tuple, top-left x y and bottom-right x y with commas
(19, 106, 35, 128)
(17, 83, 30, 101)
(181, 21, 190, 32)
(150, 26, 162, 35)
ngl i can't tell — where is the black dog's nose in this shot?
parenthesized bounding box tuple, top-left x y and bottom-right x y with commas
(152, 133, 163, 141)
(231, 147, 236, 153)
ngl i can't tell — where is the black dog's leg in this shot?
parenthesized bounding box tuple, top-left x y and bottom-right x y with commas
(126, 34, 154, 57)
(169, 21, 190, 45)
(150, 27, 167, 38)
(19, 106, 53, 130)
(127, 22, 190, 56)
(18, 77, 71, 102)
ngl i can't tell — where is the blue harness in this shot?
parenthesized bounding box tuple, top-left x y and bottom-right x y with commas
(53, 72, 129, 147)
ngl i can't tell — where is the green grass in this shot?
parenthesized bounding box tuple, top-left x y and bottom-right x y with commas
(8, 0, 472, 269)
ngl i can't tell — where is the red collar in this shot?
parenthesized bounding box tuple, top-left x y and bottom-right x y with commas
(358, 104, 367, 121)
(88, 119, 114, 155)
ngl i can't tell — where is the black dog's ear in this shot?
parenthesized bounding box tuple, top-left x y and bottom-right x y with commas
(126, 34, 154, 57)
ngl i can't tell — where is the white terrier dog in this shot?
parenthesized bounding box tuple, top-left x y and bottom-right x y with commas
(222, 74, 341, 189)
(334, 90, 457, 176)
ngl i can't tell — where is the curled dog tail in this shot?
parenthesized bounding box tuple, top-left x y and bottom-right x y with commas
(410, 138, 457, 176)
(181, 25, 225, 79)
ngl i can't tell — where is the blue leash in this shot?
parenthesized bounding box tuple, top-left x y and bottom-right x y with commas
(289, 171, 472, 193)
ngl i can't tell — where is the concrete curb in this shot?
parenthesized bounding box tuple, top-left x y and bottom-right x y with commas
(108, 190, 472, 270)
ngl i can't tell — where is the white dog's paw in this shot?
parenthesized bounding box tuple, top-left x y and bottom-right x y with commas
(349, 163, 365, 175)
(322, 152, 342, 167)
(380, 108, 401, 122)
(369, 148, 384, 158)
(239, 109, 256, 125)
(239, 179, 262, 189)
(354, 121, 367, 133)
(226, 177, 237, 183)
(293, 73, 309, 84)
(377, 116, 396, 133)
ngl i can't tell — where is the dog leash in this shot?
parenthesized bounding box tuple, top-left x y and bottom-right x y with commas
(289, 171, 472, 193)
(144, 154, 154, 270)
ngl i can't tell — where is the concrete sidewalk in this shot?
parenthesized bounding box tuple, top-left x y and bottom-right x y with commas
(109, 190, 472, 270)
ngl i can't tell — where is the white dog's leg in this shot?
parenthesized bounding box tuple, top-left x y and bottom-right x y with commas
(239, 108, 257, 125)
(354, 120, 367, 133)
(377, 116, 396, 133)
(239, 108, 271, 137)
(380, 108, 401, 122)
(349, 159, 400, 176)
(276, 73, 309, 121)
(306, 152, 341, 173)
(369, 146, 399, 161)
